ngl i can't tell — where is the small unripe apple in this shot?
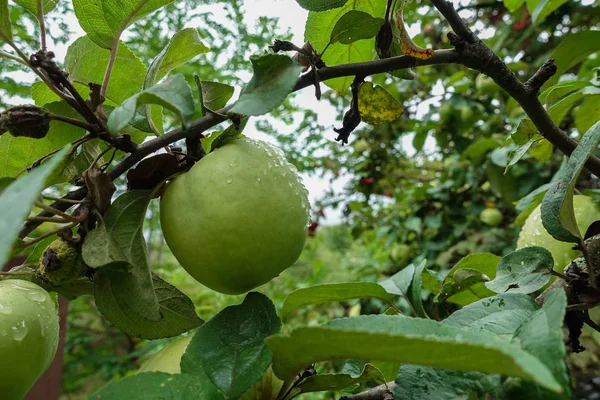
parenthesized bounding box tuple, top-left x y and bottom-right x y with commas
(353, 140, 369, 153)
(480, 208, 503, 226)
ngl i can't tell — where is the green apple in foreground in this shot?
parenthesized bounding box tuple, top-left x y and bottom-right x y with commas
(160, 138, 310, 295)
(140, 336, 283, 400)
(517, 195, 600, 271)
(0, 280, 59, 400)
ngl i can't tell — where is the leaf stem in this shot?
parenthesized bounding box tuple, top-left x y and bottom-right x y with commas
(36, 0, 47, 51)
(99, 0, 151, 99)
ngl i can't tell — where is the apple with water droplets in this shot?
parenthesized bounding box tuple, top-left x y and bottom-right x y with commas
(160, 138, 311, 294)
(517, 195, 600, 272)
(0, 280, 59, 400)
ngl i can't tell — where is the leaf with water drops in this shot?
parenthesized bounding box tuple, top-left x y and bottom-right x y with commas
(485, 247, 554, 294)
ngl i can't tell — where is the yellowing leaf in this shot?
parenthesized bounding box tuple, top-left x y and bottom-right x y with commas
(358, 82, 403, 125)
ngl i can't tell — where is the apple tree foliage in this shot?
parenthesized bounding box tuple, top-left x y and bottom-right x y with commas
(1, 0, 600, 399)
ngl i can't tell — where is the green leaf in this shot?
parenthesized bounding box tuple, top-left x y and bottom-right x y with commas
(305, 0, 386, 93)
(548, 91, 584, 125)
(84, 190, 161, 322)
(293, 363, 386, 396)
(530, 0, 569, 24)
(65, 36, 147, 105)
(547, 31, 600, 88)
(541, 81, 592, 107)
(379, 260, 427, 316)
(198, 81, 235, 113)
(209, 118, 248, 152)
(1, 0, 12, 42)
(12, 0, 57, 16)
(541, 121, 600, 242)
(296, 0, 348, 11)
(461, 138, 500, 165)
(73, 0, 174, 48)
(0, 102, 85, 178)
(266, 315, 561, 392)
(329, 10, 384, 45)
(45, 140, 108, 187)
(395, 366, 498, 400)
(91, 372, 205, 399)
(94, 272, 202, 339)
(31, 81, 91, 107)
(107, 75, 195, 134)
(229, 54, 303, 116)
(509, 118, 554, 166)
(485, 247, 554, 294)
(504, 289, 571, 399)
(181, 292, 280, 400)
(437, 253, 500, 305)
(503, 0, 525, 12)
(379, 263, 416, 295)
(444, 294, 539, 336)
(409, 259, 427, 318)
(0, 146, 69, 267)
(145, 28, 209, 88)
(574, 95, 600, 135)
(357, 81, 403, 125)
(280, 282, 396, 319)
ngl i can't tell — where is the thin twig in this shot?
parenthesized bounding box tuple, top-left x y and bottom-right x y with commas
(34, 201, 78, 222)
(0, 29, 30, 63)
(0, 50, 27, 65)
(18, 221, 77, 248)
(26, 216, 71, 223)
(42, 195, 84, 204)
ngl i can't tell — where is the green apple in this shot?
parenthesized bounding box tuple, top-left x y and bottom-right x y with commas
(353, 140, 369, 153)
(480, 208, 503, 226)
(390, 243, 411, 264)
(139, 336, 283, 400)
(160, 138, 310, 295)
(517, 195, 600, 271)
(0, 280, 59, 400)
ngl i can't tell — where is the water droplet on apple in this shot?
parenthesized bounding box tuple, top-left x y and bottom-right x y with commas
(26, 290, 47, 303)
(11, 321, 27, 342)
(0, 304, 12, 315)
(256, 177, 261, 182)
(226, 177, 233, 184)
